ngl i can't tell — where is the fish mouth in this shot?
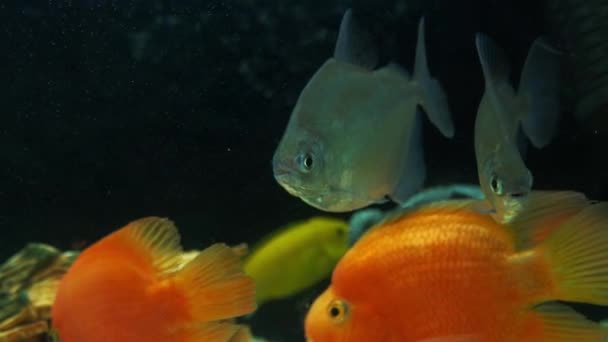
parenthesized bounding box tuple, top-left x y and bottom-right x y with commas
(273, 173, 345, 211)
(273, 166, 359, 212)
(273, 172, 301, 196)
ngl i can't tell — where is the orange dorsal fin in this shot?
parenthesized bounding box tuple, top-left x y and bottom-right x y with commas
(505, 191, 590, 249)
(174, 243, 257, 322)
(111, 216, 183, 275)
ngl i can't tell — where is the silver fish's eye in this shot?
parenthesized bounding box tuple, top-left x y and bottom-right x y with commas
(297, 153, 314, 172)
(490, 173, 504, 196)
(327, 299, 348, 323)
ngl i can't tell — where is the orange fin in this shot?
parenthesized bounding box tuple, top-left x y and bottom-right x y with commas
(507, 191, 590, 249)
(114, 216, 183, 274)
(175, 243, 257, 322)
(185, 322, 240, 342)
(540, 202, 608, 304)
(228, 325, 252, 342)
(231, 243, 249, 258)
(524, 302, 608, 341)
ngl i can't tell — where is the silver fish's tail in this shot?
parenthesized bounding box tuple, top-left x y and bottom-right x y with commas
(413, 17, 454, 139)
(517, 37, 561, 148)
(544, 0, 608, 129)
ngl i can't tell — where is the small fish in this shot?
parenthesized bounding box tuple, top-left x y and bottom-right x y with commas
(272, 8, 453, 212)
(474, 33, 560, 222)
(305, 191, 608, 341)
(51, 217, 256, 342)
(244, 217, 349, 306)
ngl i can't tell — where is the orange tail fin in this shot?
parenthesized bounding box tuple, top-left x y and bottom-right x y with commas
(175, 243, 257, 322)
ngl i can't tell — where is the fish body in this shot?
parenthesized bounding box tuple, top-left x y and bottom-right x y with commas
(244, 217, 349, 306)
(305, 191, 608, 341)
(474, 34, 560, 222)
(51, 217, 256, 342)
(272, 9, 453, 212)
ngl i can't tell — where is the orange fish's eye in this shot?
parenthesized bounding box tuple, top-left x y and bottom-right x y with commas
(326, 299, 349, 323)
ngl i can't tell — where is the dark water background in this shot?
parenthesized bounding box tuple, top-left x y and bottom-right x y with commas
(1, 0, 607, 340)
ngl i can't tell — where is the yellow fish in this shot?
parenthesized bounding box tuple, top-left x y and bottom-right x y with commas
(243, 217, 349, 306)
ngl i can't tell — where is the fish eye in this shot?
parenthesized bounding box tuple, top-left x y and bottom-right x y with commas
(327, 299, 348, 323)
(297, 152, 314, 173)
(490, 174, 504, 196)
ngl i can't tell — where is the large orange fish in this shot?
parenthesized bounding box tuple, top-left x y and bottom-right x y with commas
(305, 191, 608, 341)
(51, 217, 256, 342)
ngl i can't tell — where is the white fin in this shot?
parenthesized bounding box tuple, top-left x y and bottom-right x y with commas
(518, 37, 561, 148)
(391, 109, 426, 204)
(333, 8, 378, 69)
(414, 17, 454, 138)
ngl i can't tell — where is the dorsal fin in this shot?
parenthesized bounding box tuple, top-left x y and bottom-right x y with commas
(333, 8, 378, 69)
(475, 33, 512, 93)
(114, 217, 183, 275)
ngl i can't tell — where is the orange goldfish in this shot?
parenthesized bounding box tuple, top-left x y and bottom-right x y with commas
(51, 217, 256, 342)
(305, 191, 608, 341)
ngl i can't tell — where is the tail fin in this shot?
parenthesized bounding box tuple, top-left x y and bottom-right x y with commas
(174, 243, 257, 322)
(413, 17, 454, 138)
(540, 202, 608, 305)
(518, 37, 561, 148)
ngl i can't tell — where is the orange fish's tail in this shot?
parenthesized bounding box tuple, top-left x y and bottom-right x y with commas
(538, 201, 608, 305)
(173, 242, 257, 327)
(114, 217, 256, 341)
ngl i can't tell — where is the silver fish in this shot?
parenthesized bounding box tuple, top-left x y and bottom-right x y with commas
(272, 9, 453, 212)
(474, 33, 560, 222)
